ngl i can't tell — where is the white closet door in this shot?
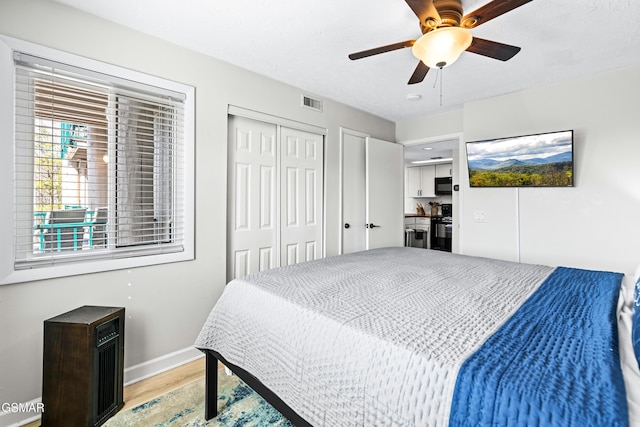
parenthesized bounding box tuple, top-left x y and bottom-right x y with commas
(227, 116, 278, 280)
(366, 137, 404, 249)
(341, 132, 367, 254)
(341, 132, 404, 253)
(280, 127, 324, 266)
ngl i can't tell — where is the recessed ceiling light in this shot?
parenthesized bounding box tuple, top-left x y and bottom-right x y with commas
(406, 93, 422, 101)
(411, 157, 453, 165)
(422, 147, 433, 150)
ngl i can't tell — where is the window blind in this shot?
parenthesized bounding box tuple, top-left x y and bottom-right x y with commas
(13, 53, 186, 269)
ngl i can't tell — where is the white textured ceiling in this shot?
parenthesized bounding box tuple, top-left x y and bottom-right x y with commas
(54, 0, 640, 122)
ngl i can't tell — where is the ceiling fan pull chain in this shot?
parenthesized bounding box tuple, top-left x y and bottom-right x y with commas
(431, 66, 444, 107)
(439, 66, 444, 107)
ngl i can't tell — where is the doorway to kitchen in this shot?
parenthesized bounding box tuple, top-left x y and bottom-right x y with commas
(401, 133, 462, 253)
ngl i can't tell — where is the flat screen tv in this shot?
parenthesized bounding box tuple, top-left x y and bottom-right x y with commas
(466, 129, 573, 188)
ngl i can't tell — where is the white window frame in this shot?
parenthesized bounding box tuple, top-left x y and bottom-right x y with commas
(0, 35, 195, 284)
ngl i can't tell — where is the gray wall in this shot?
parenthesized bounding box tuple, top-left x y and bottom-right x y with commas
(397, 66, 640, 283)
(0, 1, 394, 423)
(461, 66, 640, 278)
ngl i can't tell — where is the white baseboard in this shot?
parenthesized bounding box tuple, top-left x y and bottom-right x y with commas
(0, 346, 204, 427)
(123, 346, 204, 386)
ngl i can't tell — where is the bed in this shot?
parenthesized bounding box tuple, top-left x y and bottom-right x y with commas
(195, 247, 639, 426)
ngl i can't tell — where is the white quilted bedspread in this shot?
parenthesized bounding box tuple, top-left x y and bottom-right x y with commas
(195, 247, 554, 426)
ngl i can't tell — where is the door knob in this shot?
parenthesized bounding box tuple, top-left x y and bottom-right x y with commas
(344, 223, 350, 229)
(368, 223, 379, 228)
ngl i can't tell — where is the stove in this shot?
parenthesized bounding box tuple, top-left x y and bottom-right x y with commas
(431, 216, 452, 252)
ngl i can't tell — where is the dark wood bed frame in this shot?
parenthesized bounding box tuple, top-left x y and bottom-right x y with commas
(203, 349, 313, 426)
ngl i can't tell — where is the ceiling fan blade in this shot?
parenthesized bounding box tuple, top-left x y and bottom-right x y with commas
(405, 0, 441, 31)
(348, 40, 415, 60)
(466, 37, 521, 61)
(408, 61, 430, 85)
(461, 0, 534, 29)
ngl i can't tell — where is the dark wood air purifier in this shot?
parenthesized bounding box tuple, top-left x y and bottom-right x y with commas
(42, 306, 125, 427)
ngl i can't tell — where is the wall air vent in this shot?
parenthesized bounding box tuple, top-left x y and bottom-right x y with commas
(302, 94, 323, 112)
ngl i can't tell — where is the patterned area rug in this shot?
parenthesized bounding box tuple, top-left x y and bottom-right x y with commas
(104, 365, 292, 426)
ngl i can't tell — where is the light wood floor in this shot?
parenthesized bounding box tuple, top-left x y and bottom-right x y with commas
(24, 356, 205, 427)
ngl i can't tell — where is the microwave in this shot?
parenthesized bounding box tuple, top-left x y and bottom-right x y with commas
(435, 176, 452, 195)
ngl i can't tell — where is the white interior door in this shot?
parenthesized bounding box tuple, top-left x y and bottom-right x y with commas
(279, 127, 324, 267)
(366, 137, 404, 249)
(227, 116, 278, 280)
(341, 132, 366, 254)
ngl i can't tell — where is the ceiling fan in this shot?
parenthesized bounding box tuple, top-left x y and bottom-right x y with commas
(348, 0, 534, 84)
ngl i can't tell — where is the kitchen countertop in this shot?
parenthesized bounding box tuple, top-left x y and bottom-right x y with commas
(405, 214, 432, 218)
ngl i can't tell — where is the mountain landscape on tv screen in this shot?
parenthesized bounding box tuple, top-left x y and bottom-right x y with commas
(468, 151, 572, 171)
(467, 150, 573, 187)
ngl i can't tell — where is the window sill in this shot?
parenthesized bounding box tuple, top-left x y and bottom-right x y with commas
(0, 249, 194, 285)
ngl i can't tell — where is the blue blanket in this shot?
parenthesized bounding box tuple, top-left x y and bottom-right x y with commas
(450, 267, 628, 426)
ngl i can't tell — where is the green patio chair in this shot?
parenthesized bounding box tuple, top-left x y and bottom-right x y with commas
(90, 207, 108, 248)
(43, 208, 87, 252)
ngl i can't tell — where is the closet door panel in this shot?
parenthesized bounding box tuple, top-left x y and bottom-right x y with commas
(227, 116, 278, 280)
(280, 127, 323, 267)
(234, 163, 251, 231)
(228, 115, 324, 278)
(285, 166, 299, 227)
(234, 250, 250, 278)
(260, 165, 275, 229)
(258, 247, 274, 272)
(305, 169, 317, 225)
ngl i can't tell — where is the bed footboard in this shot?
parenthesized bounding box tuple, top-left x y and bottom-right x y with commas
(203, 349, 312, 426)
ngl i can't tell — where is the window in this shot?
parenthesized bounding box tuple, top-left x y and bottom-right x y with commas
(0, 36, 194, 283)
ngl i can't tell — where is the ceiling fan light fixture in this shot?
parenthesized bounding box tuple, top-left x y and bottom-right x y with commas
(411, 27, 473, 69)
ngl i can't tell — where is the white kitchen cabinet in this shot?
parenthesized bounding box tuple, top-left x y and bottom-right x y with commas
(406, 167, 421, 197)
(406, 166, 435, 197)
(435, 163, 452, 177)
